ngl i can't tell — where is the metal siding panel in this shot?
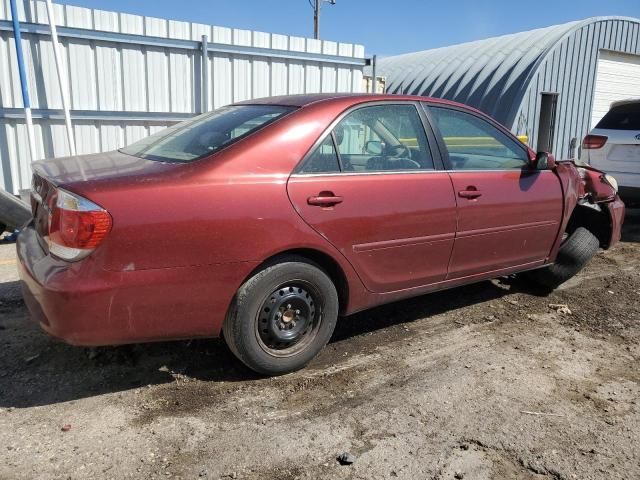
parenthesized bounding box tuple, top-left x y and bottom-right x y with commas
(574, 24, 594, 145)
(352, 68, 363, 93)
(212, 26, 232, 44)
(305, 63, 321, 93)
(566, 28, 583, 157)
(0, 32, 18, 108)
(4, 122, 20, 193)
(0, 120, 15, 192)
(14, 122, 30, 186)
(212, 53, 232, 107)
(64, 5, 93, 29)
(146, 48, 170, 112)
(98, 123, 124, 151)
(170, 50, 192, 112)
(321, 65, 336, 93)
(93, 9, 119, 33)
(119, 12, 144, 35)
(272, 34, 287, 50)
(233, 55, 251, 102)
(74, 122, 100, 155)
(336, 66, 351, 93)
(289, 36, 305, 52)
(168, 20, 190, 40)
(288, 61, 304, 94)
(252, 32, 270, 99)
(124, 124, 147, 145)
(0, 120, 8, 191)
(36, 36, 63, 109)
(122, 46, 147, 111)
(271, 59, 288, 96)
(556, 38, 572, 157)
(338, 43, 353, 57)
(96, 43, 123, 110)
(191, 23, 210, 42)
(67, 39, 98, 110)
(145, 17, 168, 38)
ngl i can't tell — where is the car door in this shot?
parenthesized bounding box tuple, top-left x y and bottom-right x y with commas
(424, 104, 563, 279)
(287, 102, 457, 293)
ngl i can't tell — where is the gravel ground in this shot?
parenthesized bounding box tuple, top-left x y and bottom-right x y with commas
(0, 210, 639, 480)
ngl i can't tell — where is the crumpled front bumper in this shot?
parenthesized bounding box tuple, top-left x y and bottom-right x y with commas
(606, 196, 625, 248)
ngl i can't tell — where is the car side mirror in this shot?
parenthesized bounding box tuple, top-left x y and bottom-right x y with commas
(533, 151, 556, 170)
(364, 140, 383, 155)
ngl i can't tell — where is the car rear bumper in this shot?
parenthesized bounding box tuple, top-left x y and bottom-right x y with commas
(17, 224, 257, 346)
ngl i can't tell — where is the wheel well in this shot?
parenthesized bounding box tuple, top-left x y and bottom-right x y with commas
(246, 249, 350, 313)
(566, 203, 613, 248)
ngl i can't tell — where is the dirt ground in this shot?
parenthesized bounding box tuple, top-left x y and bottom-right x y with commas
(0, 210, 639, 480)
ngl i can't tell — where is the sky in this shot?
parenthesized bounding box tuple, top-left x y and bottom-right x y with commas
(56, 0, 640, 57)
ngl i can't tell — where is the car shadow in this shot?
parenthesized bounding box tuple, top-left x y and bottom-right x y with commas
(1, 274, 535, 409)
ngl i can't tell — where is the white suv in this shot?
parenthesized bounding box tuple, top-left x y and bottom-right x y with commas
(582, 99, 640, 205)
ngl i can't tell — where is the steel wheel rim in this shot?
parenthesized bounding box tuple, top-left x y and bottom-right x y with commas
(255, 280, 323, 358)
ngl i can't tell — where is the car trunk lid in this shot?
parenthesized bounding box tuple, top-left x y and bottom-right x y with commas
(29, 150, 183, 249)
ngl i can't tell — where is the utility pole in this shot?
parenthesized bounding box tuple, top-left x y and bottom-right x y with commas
(311, 0, 336, 40)
(313, 0, 320, 39)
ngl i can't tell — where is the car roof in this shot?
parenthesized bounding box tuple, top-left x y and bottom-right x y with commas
(233, 93, 466, 109)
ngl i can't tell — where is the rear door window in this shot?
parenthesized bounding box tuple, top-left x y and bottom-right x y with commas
(333, 104, 434, 172)
(596, 103, 640, 130)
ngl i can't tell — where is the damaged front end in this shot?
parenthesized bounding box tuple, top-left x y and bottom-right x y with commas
(557, 160, 625, 251)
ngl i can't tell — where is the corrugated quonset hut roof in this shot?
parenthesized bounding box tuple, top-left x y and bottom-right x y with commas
(377, 17, 640, 133)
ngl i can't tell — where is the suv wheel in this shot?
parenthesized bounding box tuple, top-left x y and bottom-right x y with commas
(223, 257, 339, 375)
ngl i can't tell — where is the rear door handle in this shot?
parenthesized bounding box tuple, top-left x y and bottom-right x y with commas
(307, 193, 343, 207)
(458, 187, 482, 199)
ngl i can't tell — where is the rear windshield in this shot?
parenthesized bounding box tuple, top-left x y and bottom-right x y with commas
(595, 103, 640, 130)
(120, 105, 296, 162)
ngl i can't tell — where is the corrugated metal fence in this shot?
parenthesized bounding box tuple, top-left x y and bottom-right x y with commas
(0, 0, 366, 193)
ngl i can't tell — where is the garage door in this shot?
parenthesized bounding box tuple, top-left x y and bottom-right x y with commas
(591, 50, 640, 128)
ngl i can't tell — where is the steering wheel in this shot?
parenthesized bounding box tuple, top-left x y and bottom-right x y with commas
(387, 143, 411, 158)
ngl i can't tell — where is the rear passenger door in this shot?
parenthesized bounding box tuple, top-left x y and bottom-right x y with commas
(424, 104, 563, 279)
(287, 102, 457, 293)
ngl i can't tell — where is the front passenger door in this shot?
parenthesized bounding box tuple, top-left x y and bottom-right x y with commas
(426, 105, 563, 279)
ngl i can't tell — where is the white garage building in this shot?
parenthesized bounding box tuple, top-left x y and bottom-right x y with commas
(377, 16, 640, 159)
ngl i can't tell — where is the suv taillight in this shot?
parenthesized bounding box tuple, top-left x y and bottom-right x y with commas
(582, 134, 608, 149)
(47, 188, 112, 261)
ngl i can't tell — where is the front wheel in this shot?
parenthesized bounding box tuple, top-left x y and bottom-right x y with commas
(525, 227, 599, 289)
(223, 257, 339, 375)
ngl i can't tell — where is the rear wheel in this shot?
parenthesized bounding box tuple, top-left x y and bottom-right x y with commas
(525, 227, 599, 289)
(0, 223, 5, 236)
(223, 257, 339, 375)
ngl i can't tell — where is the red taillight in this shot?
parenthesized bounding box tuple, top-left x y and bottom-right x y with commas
(50, 209, 112, 249)
(582, 134, 608, 149)
(46, 188, 112, 261)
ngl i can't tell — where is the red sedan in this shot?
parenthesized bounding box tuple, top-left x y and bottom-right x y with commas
(18, 94, 624, 375)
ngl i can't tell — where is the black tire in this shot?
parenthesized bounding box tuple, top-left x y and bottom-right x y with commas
(526, 227, 599, 289)
(223, 257, 339, 376)
(0, 223, 5, 235)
